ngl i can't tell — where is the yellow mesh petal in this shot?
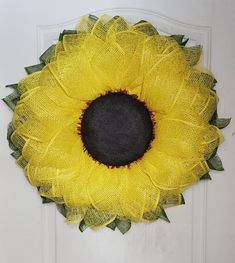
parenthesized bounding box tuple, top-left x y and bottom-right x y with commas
(130, 20, 159, 36)
(62, 33, 87, 51)
(62, 151, 95, 208)
(56, 50, 105, 100)
(123, 163, 160, 221)
(86, 164, 123, 213)
(84, 208, 115, 229)
(18, 71, 41, 95)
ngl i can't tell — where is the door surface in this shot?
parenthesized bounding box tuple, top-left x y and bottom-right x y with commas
(0, 1, 235, 263)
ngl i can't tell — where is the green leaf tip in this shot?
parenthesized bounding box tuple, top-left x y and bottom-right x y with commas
(210, 111, 231, 129)
(11, 149, 21, 159)
(56, 204, 67, 218)
(180, 194, 185, 204)
(41, 196, 54, 204)
(40, 44, 56, 64)
(7, 122, 18, 151)
(183, 45, 202, 66)
(3, 90, 20, 110)
(159, 207, 170, 223)
(106, 220, 117, 231)
(207, 154, 224, 171)
(25, 63, 44, 75)
(170, 34, 189, 46)
(88, 14, 98, 23)
(79, 219, 87, 232)
(200, 173, 212, 180)
(115, 218, 131, 234)
(5, 83, 18, 90)
(214, 118, 231, 129)
(59, 30, 77, 41)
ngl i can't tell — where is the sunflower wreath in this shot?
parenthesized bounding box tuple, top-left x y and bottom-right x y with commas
(4, 14, 231, 234)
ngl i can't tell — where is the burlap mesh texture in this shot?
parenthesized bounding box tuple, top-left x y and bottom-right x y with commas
(10, 15, 223, 229)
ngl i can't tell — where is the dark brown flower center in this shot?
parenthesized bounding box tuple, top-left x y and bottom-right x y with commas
(80, 92, 153, 167)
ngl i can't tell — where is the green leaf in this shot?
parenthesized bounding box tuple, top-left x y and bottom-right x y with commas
(210, 110, 231, 129)
(133, 20, 158, 36)
(207, 154, 224, 171)
(39, 44, 56, 64)
(170, 34, 189, 46)
(180, 194, 185, 204)
(183, 45, 202, 66)
(106, 220, 117, 231)
(59, 30, 77, 41)
(6, 83, 18, 90)
(11, 149, 21, 159)
(115, 218, 131, 234)
(210, 110, 218, 125)
(41, 196, 54, 204)
(17, 156, 28, 168)
(159, 207, 170, 223)
(88, 14, 98, 23)
(79, 219, 87, 232)
(213, 118, 231, 129)
(25, 63, 44, 74)
(200, 173, 212, 180)
(212, 78, 218, 88)
(56, 204, 67, 218)
(143, 211, 158, 221)
(2, 90, 20, 110)
(7, 122, 18, 151)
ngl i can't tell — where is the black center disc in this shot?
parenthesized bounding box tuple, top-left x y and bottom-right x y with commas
(80, 92, 153, 167)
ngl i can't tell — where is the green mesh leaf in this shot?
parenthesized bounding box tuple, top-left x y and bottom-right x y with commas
(170, 34, 189, 46)
(214, 118, 231, 129)
(180, 194, 185, 204)
(210, 110, 218, 125)
(211, 115, 231, 129)
(106, 220, 117, 231)
(143, 211, 159, 221)
(207, 154, 224, 171)
(7, 122, 18, 151)
(6, 83, 18, 90)
(11, 149, 21, 159)
(79, 219, 87, 232)
(17, 156, 28, 168)
(200, 173, 212, 180)
(56, 204, 67, 218)
(41, 196, 54, 204)
(25, 63, 44, 74)
(39, 44, 56, 64)
(159, 207, 170, 223)
(212, 78, 218, 88)
(143, 206, 170, 222)
(88, 14, 98, 23)
(183, 45, 202, 66)
(2, 90, 20, 110)
(59, 30, 77, 41)
(133, 20, 158, 36)
(115, 218, 131, 234)
(83, 208, 115, 227)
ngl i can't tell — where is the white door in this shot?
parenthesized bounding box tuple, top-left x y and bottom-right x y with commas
(0, 1, 234, 263)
